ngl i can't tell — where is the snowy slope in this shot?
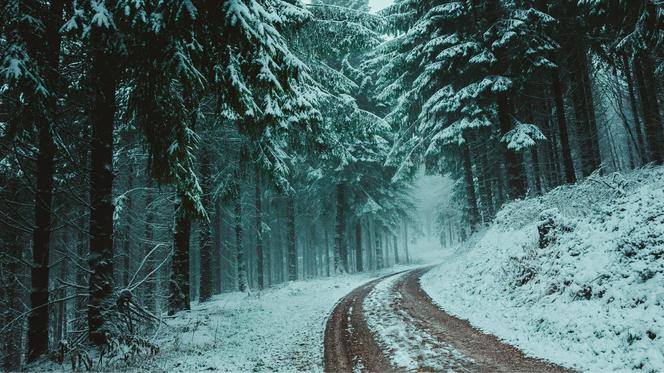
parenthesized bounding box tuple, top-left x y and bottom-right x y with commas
(421, 167, 664, 372)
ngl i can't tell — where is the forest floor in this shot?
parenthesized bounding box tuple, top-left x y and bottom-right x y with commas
(119, 265, 418, 372)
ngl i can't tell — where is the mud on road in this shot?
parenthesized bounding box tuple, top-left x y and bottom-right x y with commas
(323, 267, 572, 373)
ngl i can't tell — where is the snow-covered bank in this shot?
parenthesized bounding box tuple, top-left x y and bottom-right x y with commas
(421, 167, 664, 372)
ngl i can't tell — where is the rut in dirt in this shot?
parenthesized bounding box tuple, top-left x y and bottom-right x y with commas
(323, 267, 573, 373)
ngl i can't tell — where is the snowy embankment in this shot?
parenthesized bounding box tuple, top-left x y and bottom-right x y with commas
(131, 267, 412, 372)
(421, 166, 664, 372)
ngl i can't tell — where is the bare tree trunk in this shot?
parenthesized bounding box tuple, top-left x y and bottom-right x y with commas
(169, 201, 191, 314)
(334, 184, 348, 273)
(27, 0, 65, 359)
(199, 151, 212, 302)
(235, 176, 247, 292)
(87, 27, 119, 344)
(622, 54, 647, 163)
(355, 221, 363, 272)
(551, 70, 577, 184)
(462, 143, 480, 231)
(255, 167, 264, 290)
(634, 52, 664, 164)
(287, 195, 297, 281)
(143, 185, 156, 313)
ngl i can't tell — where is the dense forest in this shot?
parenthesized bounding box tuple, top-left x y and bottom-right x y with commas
(0, 0, 662, 370)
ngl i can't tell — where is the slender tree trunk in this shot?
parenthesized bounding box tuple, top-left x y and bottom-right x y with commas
(551, 70, 576, 184)
(27, 0, 65, 359)
(287, 195, 297, 281)
(255, 167, 264, 290)
(122, 162, 134, 287)
(198, 151, 212, 302)
(334, 184, 348, 273)
(374, 222, 383, 270)
(622, 54, 647, 163)
(3, 180, 22, 371)
(213, 199, 222, 294)
(478, 150, 495, 222)
(235, 177, 247, 292)
(404, 220, 410, 263)
(143, 185, 156, 313)
(355, 221, 363, 272)
(497, 93, 526, 198)
(530, 147, 542, 195)
(393, 235, 399, 264)
(169, 202, 191, 314)
(634, 53, 664, 164)
(462, 143, 480, 231)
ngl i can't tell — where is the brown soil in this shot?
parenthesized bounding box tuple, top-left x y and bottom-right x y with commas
(324, 267, 574, 373)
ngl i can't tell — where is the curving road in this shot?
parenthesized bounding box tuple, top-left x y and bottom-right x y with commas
(323, 267, 572, 373)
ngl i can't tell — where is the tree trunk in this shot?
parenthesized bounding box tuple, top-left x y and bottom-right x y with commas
(393, 235, 399, 264)
(551, 70, 576, 184)
(622, 54, 647, 163)
(169, 202, 191, 314)
(634, 53, 664, 164)
(255, 167, 264, 290)
(568, 46, 599, 176)
(198, 151, 212, 302)
(3, 180, 22, 371)
(122, 161, 134, 287)
(143, 185, 156, 313)
(404, 220, 410, 263)
(27, 0, 64, 359)
(530, 147, 542, 195)
(235, 177, 247, 292)
(462, 143, 480, 231)
(478, 150, 495, 222)
(87, 28, 119, 345)
(334, 184, 348, 273)
(355, 221, 363, 272)
(374, 222, 383, 270)
(497, 93, 526, 199)
(214, 198, 222, 294)
(287, 195, 297, 281)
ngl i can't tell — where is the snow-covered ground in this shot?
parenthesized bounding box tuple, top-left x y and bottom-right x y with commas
(421, 166, 664, 372)
(120, 266, 414, 372)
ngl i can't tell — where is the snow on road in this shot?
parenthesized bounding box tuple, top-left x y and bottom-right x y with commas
(363, 271, 474, 371)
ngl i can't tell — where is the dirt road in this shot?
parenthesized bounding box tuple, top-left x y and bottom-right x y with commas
(323, 267, 572, 372)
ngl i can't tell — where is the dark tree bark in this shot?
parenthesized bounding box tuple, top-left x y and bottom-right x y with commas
(404, 221, 410, 263)
(497, 94, 526, 199)
(334, 183, 348, 273)
(214, 198, 222, 294)
(88, 29, 119, 344)
(354, 221, 363, 272)
(634, 53, 664, 164)
(3, 180, 22, 371)
(27, 0, 64, 359)
(393, 235, 399, 264)
(198, 151, 212, 302)
(169, 202, 191, 314)
(478, 149, 495, 222)
(235, 176, 247, 292)
(462, 143, 480, 231)
(287, 195, 297, 281)
(551, 70, 576, 184)
(122, 161, 134, 287)
(143, 185, 156, 313)
(531, 147, 542, 195)
(568, 47, 599, 176)
(374, 222, 383, 270)
(255, 167, 265, 290)
(622, 54, 647, 163)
